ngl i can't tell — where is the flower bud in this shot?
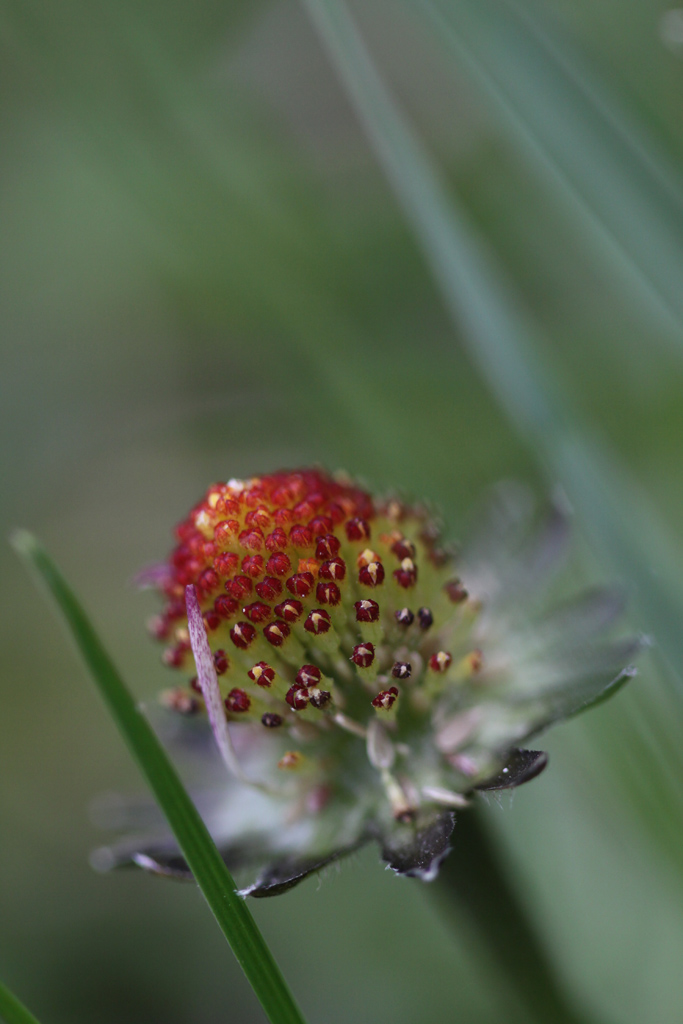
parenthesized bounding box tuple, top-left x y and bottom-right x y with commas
(131, 469, 639, 896)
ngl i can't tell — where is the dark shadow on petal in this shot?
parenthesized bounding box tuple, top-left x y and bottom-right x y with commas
(240, 841, 369, 898)
(131, 851, 195, 879)
(380, 810, 456, 880)
(435, 808, 589, 1024)
(91, 837, 252, 879)
(476, 749, 548, 790)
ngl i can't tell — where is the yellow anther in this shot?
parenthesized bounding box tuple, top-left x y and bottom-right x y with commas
(358, 547, 379, 568)
(278, 751, 305, 771)
(194, 509, 213, 536)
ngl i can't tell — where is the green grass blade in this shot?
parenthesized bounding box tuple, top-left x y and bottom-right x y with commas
(300, 0, 683, 694)
(11, 531, 308, 1024)
(416, 0, 683, 344)
(0, 979, 42, 1024)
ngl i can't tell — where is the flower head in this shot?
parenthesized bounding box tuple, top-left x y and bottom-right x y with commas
(101, 470, 639, 895)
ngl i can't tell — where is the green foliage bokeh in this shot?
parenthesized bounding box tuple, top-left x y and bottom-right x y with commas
(3, 1, 683, 1022)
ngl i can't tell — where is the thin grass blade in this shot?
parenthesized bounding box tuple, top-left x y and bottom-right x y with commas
(415, 0, 683, 346)
(0, 978, 42, 1024)
(299, 0, 683, 697)
(11, 531, 307, 1024)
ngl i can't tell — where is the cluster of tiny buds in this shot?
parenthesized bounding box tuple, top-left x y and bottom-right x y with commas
(152, 470, 484, 808)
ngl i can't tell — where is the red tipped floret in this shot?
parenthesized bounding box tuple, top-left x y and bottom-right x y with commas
(214, 520, 240, 546)
(256, 576, 283, 601)
(309, 515, 333, 536)
(286, 684, 310, 711)
(246, 507, 271, 530)
(226, 575, 253, 600)
(245, 485, 267, 509)
(293, 500, 316, 521)
(286, 572, 315, 598)
(248, 661, 275, 686)
(213, 649, 229, 675)
(309, 690, 331, 709)
(296, 664, 321, 687)
(351, 643, 375, 668)
(391, 662, 411, 680)
(417, 607, 433, 629)
(261, 712, 283, 728)
(316, 581, 341, 606)
(225, 688, 251, 713)
(319, 558, 346, 581)
(358, 561, 385, 587)
(355, 599, 380, 623)
(264, 620, 290, 647)
(202, 609, 221, 631)
(265, 528, 288, 553)
(429, 651, 453, 673)
(162, 643, 189, 668)
(391, 538, 416, 560)
(216, 496, 240, 516)
(445, 579, 468, 603)
(327, 502, 345, 524)
(242, 555, 265, 578)
(289, 524, 314, 549)
(315, 534, 341, 560)
(239, 529, 264, 552)
(266, 552, 291, 577)
(214, 552, 239, 577)
(372, 687, 399, 710)
(230, 622, 257, 650)
(197, 568, 220, 596)
(346, 517, 371, 542)
(393, 559, 417, 589)
(273, 599, 303, 622)
(243, 602, 272, 624)
(214, 595, 239, 620)
(298, 557, 319, 577)
(304, 609, 331, 635)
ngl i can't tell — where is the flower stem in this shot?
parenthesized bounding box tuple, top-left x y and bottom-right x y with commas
(0, 977, 42, 1024)
(12, 531, 308, 1024)
(436, 808, 601, 1024)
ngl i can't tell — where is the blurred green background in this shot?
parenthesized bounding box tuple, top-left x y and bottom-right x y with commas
(4, 0, 683, 1021)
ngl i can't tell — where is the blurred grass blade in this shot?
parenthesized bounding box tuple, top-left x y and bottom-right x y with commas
(416, 0, 683, 344)
(300, 0, 683, 694)
(11, 531, 307, 1024)
(0, 979, 42, 1024)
